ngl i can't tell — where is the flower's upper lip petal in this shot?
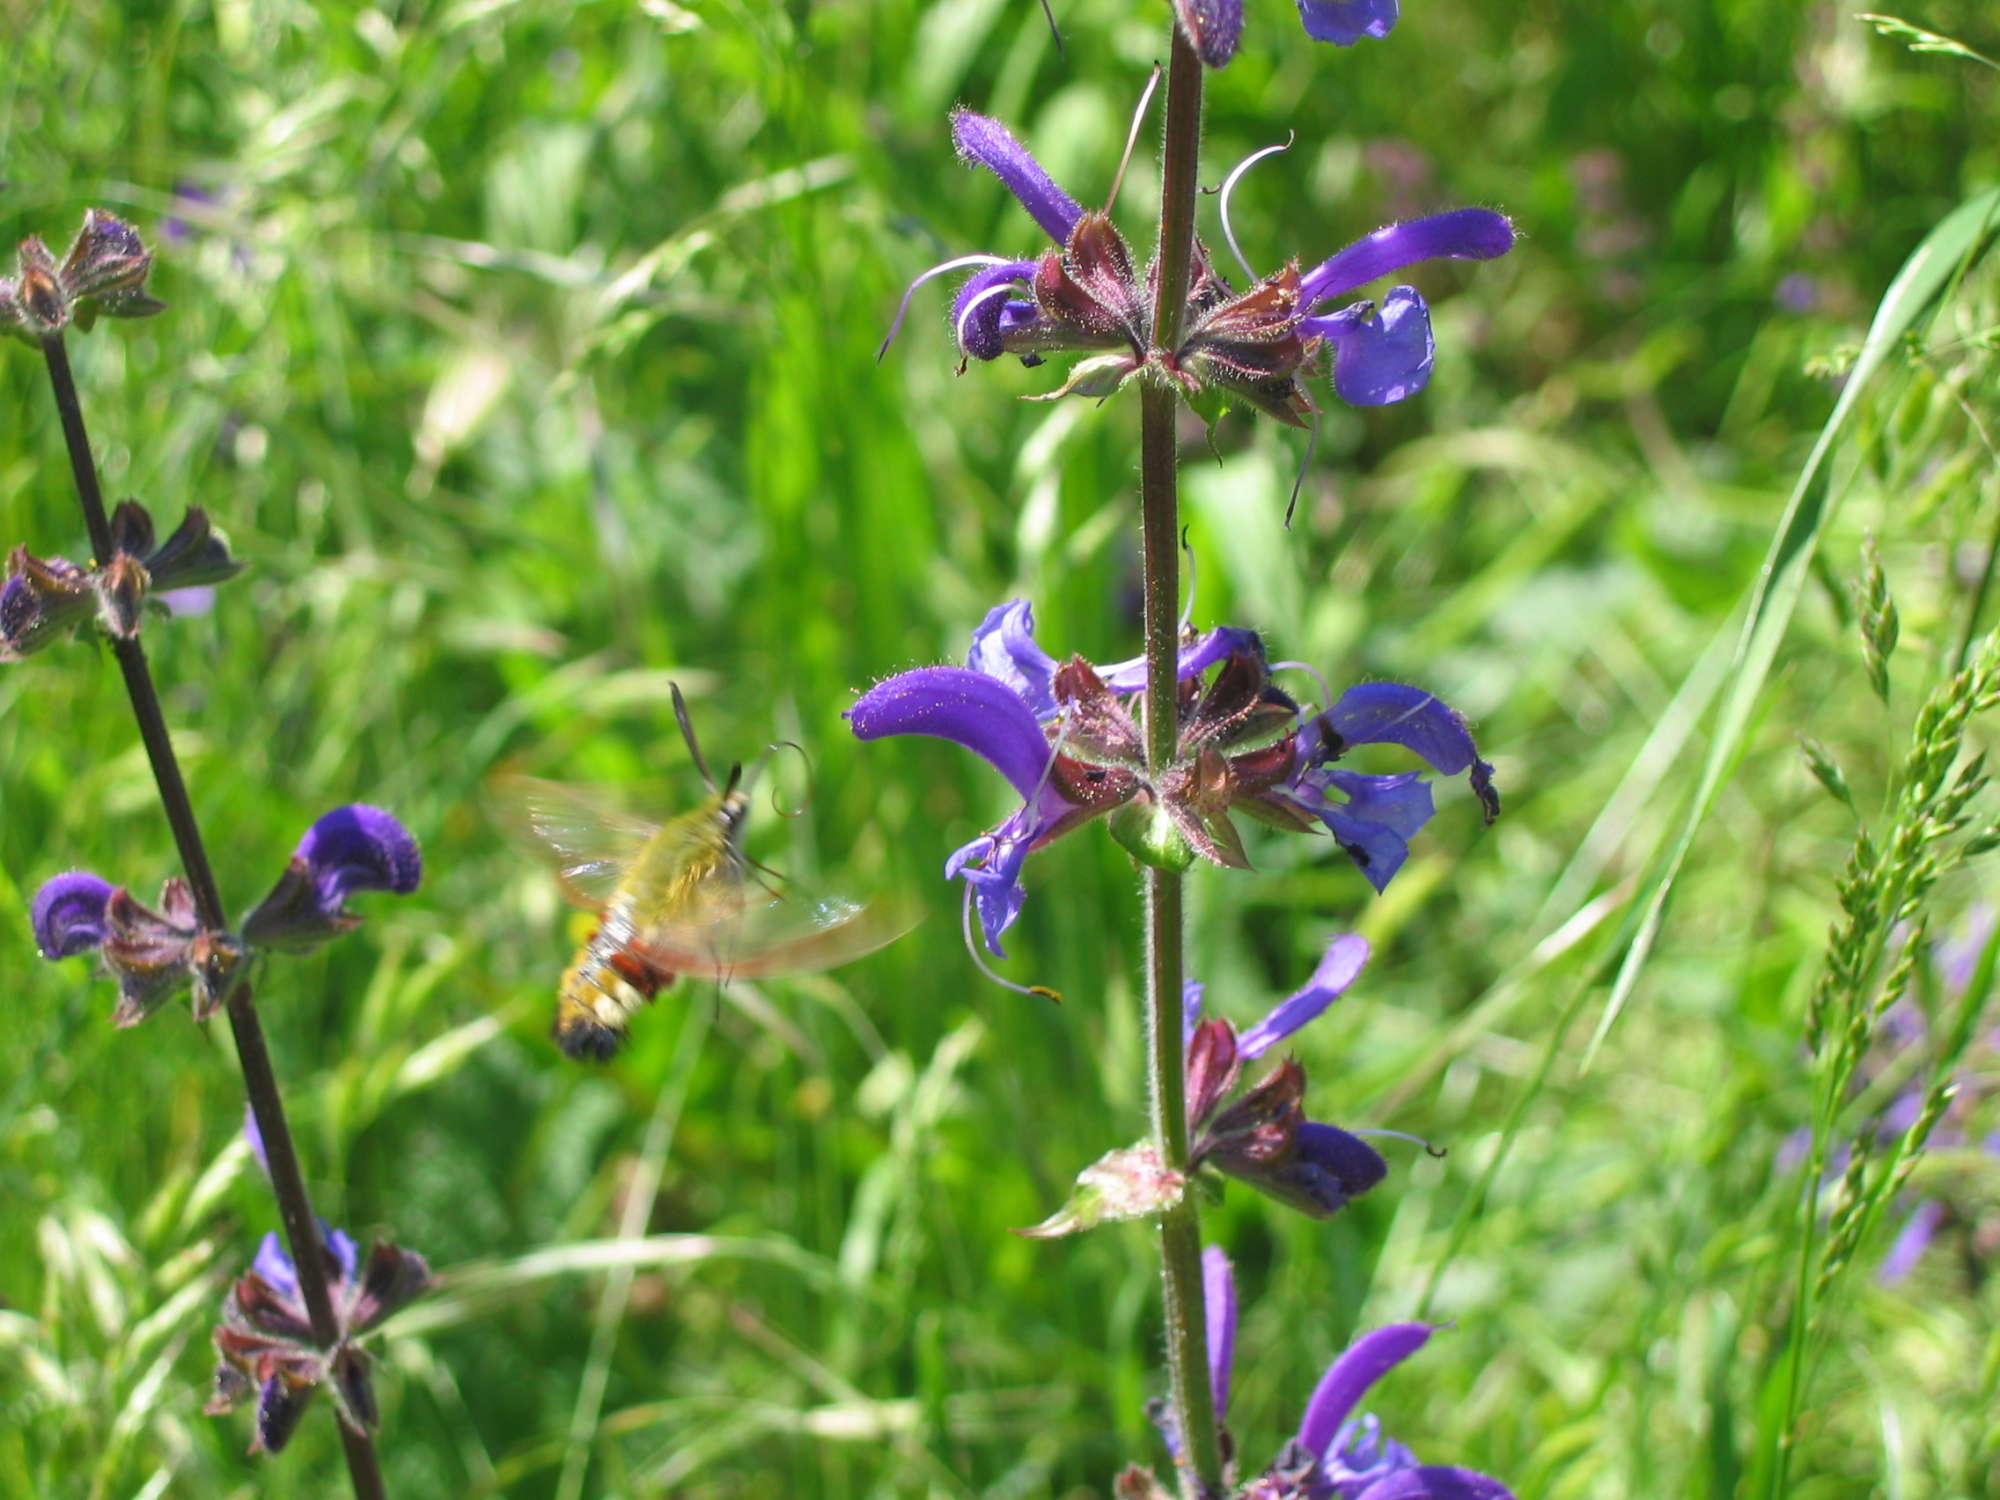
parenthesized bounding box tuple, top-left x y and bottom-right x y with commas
(1299, 209, 1513, 307)
(1303, 286, 1435, 406)
(1179, 0, 1245, 66)
(951, 109, 1084, 244)
(297, 805, 422, 901)
(31, 871, 115, 958)
(1202, 1244, 1236, 1418)
(1351, 1466, 1517, 1500)
(1296, 1322, 1435, 1458)
(1237, 933, 1369, 1058)
(849, 665, 1053, 802)
(1321, 682, 1481, 776)
(1297, 0, 1400, 47)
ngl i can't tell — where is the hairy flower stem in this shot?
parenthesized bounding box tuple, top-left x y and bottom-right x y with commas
(1140, 29, 1224, 1500)
(40, 335, 389, 1500)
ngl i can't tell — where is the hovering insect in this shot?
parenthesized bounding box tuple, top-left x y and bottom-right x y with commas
(502, 686, 913, 1062)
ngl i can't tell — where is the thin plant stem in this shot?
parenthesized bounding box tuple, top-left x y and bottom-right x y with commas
(1139, 28, 1224, 1500)
(40, 333, 389, 1500)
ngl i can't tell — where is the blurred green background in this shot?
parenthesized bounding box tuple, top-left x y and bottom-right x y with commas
(3, 0, 1998, 1495)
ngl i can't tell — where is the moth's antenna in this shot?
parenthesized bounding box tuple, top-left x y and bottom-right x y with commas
(1105, 66, 1163, 216)
(1038, 0, 1065, 55)
(670, 681, 718, 792)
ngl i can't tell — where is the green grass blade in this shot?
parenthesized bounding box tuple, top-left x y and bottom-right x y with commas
(1582, 184, 2000, 1069)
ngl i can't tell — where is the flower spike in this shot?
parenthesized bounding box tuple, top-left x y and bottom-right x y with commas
(850, 603, 1496, 954)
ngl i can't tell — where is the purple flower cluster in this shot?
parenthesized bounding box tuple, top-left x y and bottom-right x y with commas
(206, 1223, 432, 1454)
(1150, 1246, 1513, 1499)
(1184, 936, 1389, 1217)
(1170, 0, 1402, 68)
(31, 805, 420, 1025)
(883, 110, 1510, 428)
(848, 601, 1495, 958)
(1, 500, 239, 661)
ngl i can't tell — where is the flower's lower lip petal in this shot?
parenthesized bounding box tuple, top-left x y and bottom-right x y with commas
(951, 261, 1039, 361)
(1299, 207, 1513, 306)
(1296, 1121, 1388, 1198)
(1324, 768, 1435, 841)
(1295, 1322, 1434, 1459)
(1351, 1466, 1517, 1500)
(31, 871, 115, 958)
(849, 666, 1052, 802)
(1306, 286, 1435, 406)
(1296, 0, 1399, 47)
(1319, 807, 1410, 892)
(1323, 681, 1481, 775)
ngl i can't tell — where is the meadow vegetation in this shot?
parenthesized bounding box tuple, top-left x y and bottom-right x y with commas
(2, 0, 1997, 1495)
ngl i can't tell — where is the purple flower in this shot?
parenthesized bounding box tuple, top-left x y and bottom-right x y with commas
(1162, 1249, 1514, 1500)
(206, 1223, 432, 1454)
(881, 109, 1511, 430)
(2, 503, 240, 661)
(30, 872, 115, 959)
(847, 601, 1496, 955)
(31, 807, 421, 1026)
(241, 805, 422, 953)
(1184, 936, 1388, 1217)
(0, 209, 163, 344)
(29, 873, 205, 1027)
(1168, 0, 1398, 67)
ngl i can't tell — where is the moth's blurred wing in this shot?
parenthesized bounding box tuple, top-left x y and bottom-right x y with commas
(629, 889, 920, 979)
(489, 775, 658, 908)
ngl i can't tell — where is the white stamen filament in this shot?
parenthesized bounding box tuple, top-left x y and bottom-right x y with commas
(1271, 658, 1333, 713)
(1106, 66, 1164, 217)
(1179, 529, 1199, 633)
(960, 880, 1061, 1002)
(877, 253, 1015, 361)
(1352, 1126, 1445, 1157)
(953, 279, 1027, 354)
(1218, 135, 1294, 285)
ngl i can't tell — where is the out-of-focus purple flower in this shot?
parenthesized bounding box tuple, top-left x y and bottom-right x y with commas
(1147, 1249, 1514, 1499)
(30, 871, 203, 1026)
(1791, 906, 2000, 1284)
(1183, 937, 1387, 1218)
(30, 872, 115, 958)
(0, 548, 94, 660)
(1, 502, 240, 662)
(1775, 273, 1819, 315)
(241, 805, 422, 953)
(848, 601, 1496, 956)
(206, 1223, 432, 1454)
(881, 109, 1511, 428)
(0, 209, 164, 344)
(1168, 0, 1398, 66)
(32, 808, 421, 1026)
